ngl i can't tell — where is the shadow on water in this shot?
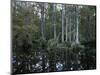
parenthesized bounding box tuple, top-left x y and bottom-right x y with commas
(12, 41, 96, 74)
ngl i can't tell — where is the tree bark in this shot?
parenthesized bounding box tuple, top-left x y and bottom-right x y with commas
(61, 4, 65, 42)
(41, 3, 45, 40)
(76, 6, 79, 44)
(65, 5, 68, 42)
(53, 4, 56, 39)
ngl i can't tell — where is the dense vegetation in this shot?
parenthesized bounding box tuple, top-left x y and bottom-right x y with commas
(11, 1, 96, 74)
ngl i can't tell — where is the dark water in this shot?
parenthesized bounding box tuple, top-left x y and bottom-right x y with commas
(12, 45, 96, 74)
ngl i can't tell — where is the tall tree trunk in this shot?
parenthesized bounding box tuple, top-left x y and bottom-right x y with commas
(69, 15, 72, 43)
(53, 4, 56, 39)
(76, 6, 79, 44)
(65, 5, 68, 42)
(49, 4, 53, 39)
(24, 2, 30, 26)
(41, 3, 45, 40)
(74, 15, 76, 43)
(61, 4, 65, 42)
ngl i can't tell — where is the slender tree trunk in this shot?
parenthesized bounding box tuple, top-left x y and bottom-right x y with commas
(74, 15, 76, 43)
(69, 15, 71, 43)
(65, 5, 68, 42)
(49, 4, 53, 39)
(65, 17, 68, 42)
(76, 16, 79, 43)
(53, 4, 56, 39)
(24, 2, 29, 26)
(61, 4, 65, 42)
(41, 3, 45, 40)
(76, 6, 79, 44)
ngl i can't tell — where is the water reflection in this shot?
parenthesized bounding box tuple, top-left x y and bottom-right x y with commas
(12, 47, 96, 74)
(56, 62, 63, 71)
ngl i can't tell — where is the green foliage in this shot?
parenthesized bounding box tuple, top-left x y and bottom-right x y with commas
(12, 2, 96, 73)
(47, 38, 58, 48)
(79, 6, 96, 42)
